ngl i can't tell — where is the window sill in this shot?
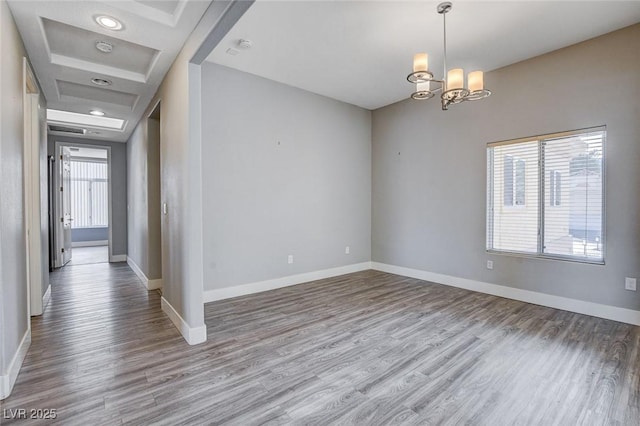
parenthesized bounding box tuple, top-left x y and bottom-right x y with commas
(486, 249, 605, 266)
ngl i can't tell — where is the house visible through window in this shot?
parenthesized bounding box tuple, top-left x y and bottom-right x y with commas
(487, 127, 605, 263)
(504, 155, 526, 206)
(70, 158, 108, 228)
(550, 170, 561, 206)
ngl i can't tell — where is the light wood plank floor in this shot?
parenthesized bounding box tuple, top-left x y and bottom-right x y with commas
(1, 264, 638, 425)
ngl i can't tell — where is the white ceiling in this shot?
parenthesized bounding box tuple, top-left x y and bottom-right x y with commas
(207, 1, 640, 110)
(8, 0, 212, 142)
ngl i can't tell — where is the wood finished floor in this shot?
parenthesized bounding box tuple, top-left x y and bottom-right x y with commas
(1, 264, 639, 425)
(66, 245, 109, 265)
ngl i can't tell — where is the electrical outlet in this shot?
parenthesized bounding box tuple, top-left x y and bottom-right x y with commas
(288, 255, 294, 264)
(345, 246, 350, 254)
(486, 260, 494, 270)
(625, 277, 636, 291)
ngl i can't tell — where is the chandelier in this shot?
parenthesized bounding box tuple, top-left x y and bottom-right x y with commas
(407, 2, 491, 110)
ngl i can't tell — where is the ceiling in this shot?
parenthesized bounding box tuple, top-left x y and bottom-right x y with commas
(8, 0, 212, 142)
(207, 1, 640, 110)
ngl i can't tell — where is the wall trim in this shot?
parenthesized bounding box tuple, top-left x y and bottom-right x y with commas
(203, 262, 373, 303)
(127, 256, 148, 287)
(42, 284, 51, 311)
(127, 256, 162, 291)
(72, 240, 108, 248)
(109, 254, 127, 263)
(147, 279, 163, 290)
(0, 327, 31, 400)
(371, 262, 640, 326)
(161, 297, 207, 345)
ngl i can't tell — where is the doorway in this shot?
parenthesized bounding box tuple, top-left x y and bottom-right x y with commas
(23, 59, 48, 317)
(53, 143, 112, 267)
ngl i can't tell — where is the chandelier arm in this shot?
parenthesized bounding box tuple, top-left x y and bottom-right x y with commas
(431, 80, 445, 93)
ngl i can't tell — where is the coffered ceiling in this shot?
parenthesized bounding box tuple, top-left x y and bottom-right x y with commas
(8, 0, 212, 142)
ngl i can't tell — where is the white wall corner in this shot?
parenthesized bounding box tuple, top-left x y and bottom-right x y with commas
(0, 327, 31, 400)
(371, 262, 640, 327)
(110, 254, 127, 263)
(161, 296, 207, 345)
(42, 284, 51, 310)
(203, 262, 373, 303)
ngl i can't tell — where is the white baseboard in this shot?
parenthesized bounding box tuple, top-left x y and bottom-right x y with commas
(0, 327, 31, 400)
(127, 256, 146, 284)
(110, 254, 127, 263)
(371, 262, 640, 326)
(203, 262, 373, 303)
(42, 284, 51, 310)
(72, 240, 108, 248)
(127, 257, 163, 291)
(161, 297, 207, 345)
(147, 279, 163, 290)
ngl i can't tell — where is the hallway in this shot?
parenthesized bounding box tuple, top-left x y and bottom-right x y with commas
(0, 262, 185, 424)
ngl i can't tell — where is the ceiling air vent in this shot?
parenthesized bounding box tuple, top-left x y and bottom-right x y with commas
(48, 124, 86, 135)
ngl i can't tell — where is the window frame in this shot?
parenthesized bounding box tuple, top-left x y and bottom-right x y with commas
(486, 126, 606, 265)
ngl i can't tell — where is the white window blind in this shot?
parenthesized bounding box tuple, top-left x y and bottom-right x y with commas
(487, 128, 605, 263)
(487, 140, 539, 254)
(70, 159, 108, 228)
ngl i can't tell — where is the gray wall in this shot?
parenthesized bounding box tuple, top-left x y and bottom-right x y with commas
(48, 136, 127, 257)
(147, 118, 162, 279)
(201, 63, 371, 290)
(127, 115, 162, 279)
(0, 0, 29, 387)
(124, 1, 245, 331)
(372, 24, 640, 311)
(72, 227, 108, 243)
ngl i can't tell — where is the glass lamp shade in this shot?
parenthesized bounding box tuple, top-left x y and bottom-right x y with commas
(413, 53, 429, 72)
(447, 68, 464, 90)
(468, 71, 484, 92)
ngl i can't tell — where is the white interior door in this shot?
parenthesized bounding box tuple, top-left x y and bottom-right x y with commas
(60, 146, 73, 265)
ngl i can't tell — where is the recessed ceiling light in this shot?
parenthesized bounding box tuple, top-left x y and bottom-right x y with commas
(95, 41, 113, 53)
(89, 110, 105, 116)
(91, 78, 112, 86)
(95, 15, 123, 31)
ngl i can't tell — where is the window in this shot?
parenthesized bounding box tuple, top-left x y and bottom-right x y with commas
(487, 127, 605, 263)
(70, 159, 108, 228)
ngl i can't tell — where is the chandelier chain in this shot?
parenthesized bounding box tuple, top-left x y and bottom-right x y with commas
(443, 11, 447, 84)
